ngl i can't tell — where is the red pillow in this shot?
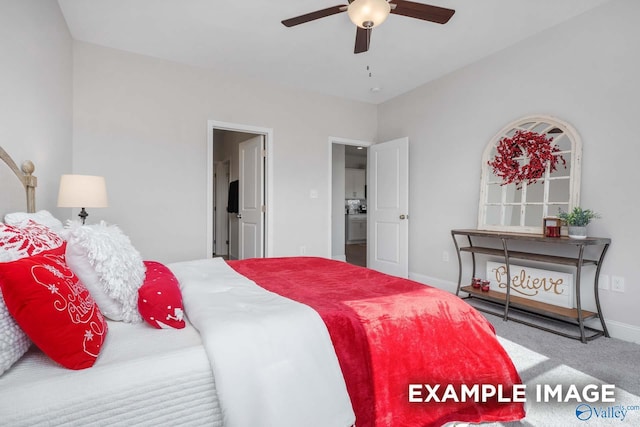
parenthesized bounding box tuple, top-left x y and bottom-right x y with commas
(0, 245, 108, 370)
(138, 261, 185, 329)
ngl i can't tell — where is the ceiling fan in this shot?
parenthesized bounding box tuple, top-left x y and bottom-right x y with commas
(281, 0, 455, 54)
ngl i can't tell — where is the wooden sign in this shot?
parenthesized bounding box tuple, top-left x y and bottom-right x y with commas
(486, 261, 574, 308)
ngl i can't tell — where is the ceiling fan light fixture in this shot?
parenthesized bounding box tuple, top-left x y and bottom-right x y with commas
(348, 0, 391, 29)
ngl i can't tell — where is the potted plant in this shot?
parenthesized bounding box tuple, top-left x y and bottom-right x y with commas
(558, 207, 600, 239)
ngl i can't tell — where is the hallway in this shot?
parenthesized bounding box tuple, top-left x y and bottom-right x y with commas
(345, 243, 366, 268)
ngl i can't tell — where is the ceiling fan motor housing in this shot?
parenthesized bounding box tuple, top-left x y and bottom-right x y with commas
(348, 0, 391, 29)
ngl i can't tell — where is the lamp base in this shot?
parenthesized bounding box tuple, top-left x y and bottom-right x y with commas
(78, 208, 88, 225)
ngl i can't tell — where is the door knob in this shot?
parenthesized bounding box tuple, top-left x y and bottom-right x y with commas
(236, 214, 242, 219)
(399, 214, 407, 220)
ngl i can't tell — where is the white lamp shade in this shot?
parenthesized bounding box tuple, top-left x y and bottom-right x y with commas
(57, 174, 108, 208)
(348, 0, 391, 28)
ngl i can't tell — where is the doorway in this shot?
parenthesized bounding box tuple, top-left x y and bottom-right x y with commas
(207, 120, 273, 260)
(329, 136, 410, 277)
(213, 159, 230, 258)
(344, 145, 368, 267)
(329, 137, 372, 267)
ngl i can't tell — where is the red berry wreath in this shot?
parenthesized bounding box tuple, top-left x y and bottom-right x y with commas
(488, 130, 566, 189)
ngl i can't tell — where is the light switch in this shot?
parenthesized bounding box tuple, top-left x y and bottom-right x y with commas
(310, 189, 318, 199)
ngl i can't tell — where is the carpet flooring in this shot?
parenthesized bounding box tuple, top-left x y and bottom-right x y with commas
(448, 310, 640, 426)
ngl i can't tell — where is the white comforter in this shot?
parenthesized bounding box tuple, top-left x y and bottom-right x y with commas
(169, 258, 355, 427)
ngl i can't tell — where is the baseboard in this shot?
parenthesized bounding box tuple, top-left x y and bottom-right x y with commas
(408, 272, 458, 294)
(332, 254, 346, 262)
(408, 271, 640, 345)
(585, 318, 640, 344)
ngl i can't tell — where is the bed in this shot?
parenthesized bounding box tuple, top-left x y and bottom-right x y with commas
(0, 146, 525, 427)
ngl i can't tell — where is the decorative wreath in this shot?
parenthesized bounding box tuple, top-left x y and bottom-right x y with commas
(488, 130, 566, 189)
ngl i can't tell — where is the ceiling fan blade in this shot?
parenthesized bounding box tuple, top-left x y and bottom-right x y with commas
(354, 27, 371, 54)
(390, 0, 455, 24)
(281, 5, 347, 27)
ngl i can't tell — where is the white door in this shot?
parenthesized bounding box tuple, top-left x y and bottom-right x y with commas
(367, 137, 409, 277)
(238, 136, 265, 259)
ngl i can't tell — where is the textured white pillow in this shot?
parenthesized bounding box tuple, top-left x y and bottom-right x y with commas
(0, 304, 31, 375)
(65, 221, 145, 323)
(4, 210, 64, 235)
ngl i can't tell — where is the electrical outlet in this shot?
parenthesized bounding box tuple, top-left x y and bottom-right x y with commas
(598, 274, 610, 290)
(442, 251, 450, 262)
(299, 245, 306, 255)
(611, 276, 625, 293)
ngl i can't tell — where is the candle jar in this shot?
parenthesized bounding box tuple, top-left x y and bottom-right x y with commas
(481, 280, 491, 292)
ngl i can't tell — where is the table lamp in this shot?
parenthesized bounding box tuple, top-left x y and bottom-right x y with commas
(57, 174, 108, 224)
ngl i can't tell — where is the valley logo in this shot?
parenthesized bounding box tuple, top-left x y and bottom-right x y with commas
(575, 403, 640, 422)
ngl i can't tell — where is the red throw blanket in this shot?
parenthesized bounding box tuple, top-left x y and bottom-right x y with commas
(228, 257, 525, 427)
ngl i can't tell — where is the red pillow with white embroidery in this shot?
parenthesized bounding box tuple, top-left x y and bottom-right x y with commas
(138, 261, 185, 329)
(0, 220, 65, 375)
(0, 245, 108, 370)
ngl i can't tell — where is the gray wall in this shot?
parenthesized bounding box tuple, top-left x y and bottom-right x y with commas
(71, 41, 377, 263)
(377, 0, 640, 340)
(0, 0, 72, 216)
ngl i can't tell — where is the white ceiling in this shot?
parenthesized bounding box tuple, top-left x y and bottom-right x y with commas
(57, 0, 610, 104)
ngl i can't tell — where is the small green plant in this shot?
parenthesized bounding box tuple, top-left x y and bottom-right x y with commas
(558, 207, 600, 226)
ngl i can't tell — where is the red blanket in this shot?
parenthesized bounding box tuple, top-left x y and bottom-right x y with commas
(228, 257, 525, 427)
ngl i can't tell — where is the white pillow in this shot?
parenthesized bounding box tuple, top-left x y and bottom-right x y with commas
(64, 221, 145, 323)
(4, 210, 65, 235)
(0, 306, 30, 375)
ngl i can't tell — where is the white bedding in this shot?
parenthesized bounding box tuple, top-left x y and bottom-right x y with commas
(0, 257, 355, 427)
(170, 257, 355, 427)
(0, 320, 222, 427)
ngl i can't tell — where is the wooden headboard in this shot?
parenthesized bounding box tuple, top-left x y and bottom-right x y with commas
(0, 146, 37, 213)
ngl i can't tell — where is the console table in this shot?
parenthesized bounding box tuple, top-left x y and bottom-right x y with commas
(451, 229, 611, 343)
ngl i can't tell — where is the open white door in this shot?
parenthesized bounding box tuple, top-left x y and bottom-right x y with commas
(238, 135, 265, 259)
(367, 137, 409, 277)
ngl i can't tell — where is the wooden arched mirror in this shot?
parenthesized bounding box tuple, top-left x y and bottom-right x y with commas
(478, 115, 582, 234)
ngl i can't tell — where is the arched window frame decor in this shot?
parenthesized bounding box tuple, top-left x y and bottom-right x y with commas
(478, 115, 582, 234)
